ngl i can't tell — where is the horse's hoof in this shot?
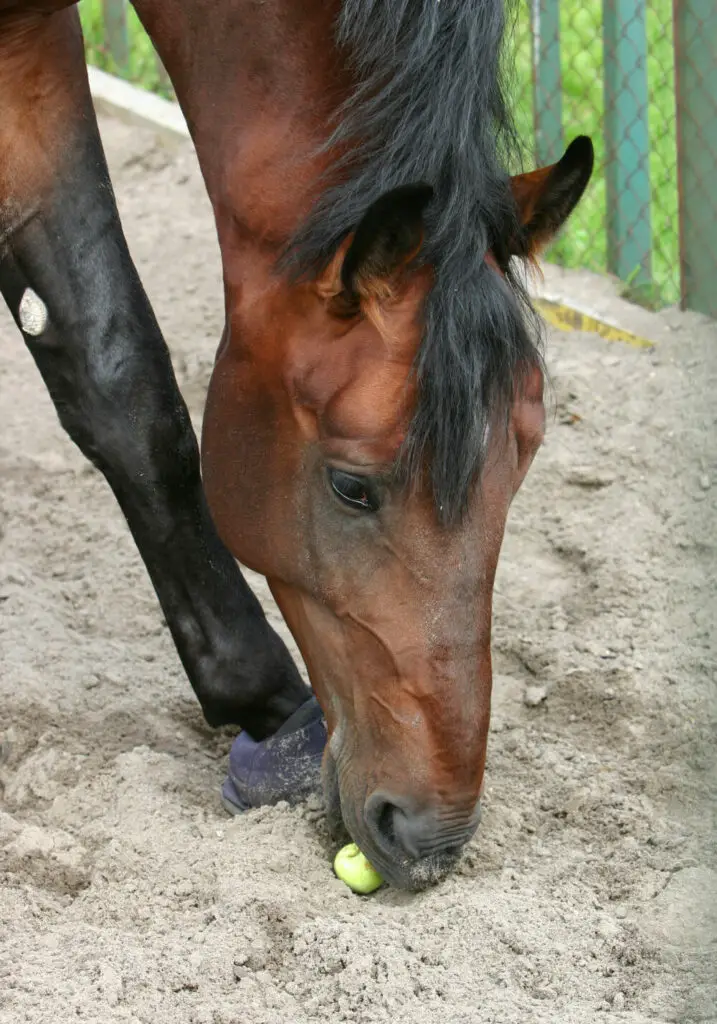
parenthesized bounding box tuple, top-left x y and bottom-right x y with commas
(220, 695, 326, 814)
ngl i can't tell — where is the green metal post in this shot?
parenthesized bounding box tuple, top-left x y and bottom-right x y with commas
(530, 0, 563, 167)
(603, 0, 652, 286)
(674, 0, 717, 319)
(103, 0, 129, 73)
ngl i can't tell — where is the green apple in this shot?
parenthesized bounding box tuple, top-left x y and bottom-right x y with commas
(333, 843, 383, 894)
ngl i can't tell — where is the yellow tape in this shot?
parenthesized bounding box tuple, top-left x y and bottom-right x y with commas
(534, 298, 655, 349)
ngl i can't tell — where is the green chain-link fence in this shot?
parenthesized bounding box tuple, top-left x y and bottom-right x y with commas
(82, 0, 717, 319)
(511, 0, 716, 318)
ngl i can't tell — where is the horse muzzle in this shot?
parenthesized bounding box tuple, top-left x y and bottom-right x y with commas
(323, 747, 482, 891)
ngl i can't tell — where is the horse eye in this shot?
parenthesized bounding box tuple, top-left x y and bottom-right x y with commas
(328, 469, 381, 513)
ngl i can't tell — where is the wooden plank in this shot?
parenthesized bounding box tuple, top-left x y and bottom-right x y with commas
(530, 0, 563, 166)
(603, 0, 652, 287)
(674, 0, 717, 319)
(102, 0, 129, 73)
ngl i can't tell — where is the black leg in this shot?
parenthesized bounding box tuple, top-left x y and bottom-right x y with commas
(0, 6, 310, 737)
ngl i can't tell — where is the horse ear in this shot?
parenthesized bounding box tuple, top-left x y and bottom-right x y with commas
(509, 136, 594, 256)
(317, 183, 433, 315)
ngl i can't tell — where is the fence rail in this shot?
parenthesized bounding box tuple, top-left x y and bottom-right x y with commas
(82, 0, 717, 319)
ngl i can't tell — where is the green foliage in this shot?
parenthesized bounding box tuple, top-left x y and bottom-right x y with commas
(80, 0, 678, 306)
(80, 0, 173, 99)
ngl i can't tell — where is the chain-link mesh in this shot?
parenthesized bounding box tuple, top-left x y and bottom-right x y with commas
(672, 2, 717, 320)
(82, 0, 716, 319)
(510, 0, 716, 317)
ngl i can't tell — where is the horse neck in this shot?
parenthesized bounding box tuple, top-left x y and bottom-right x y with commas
(132, 0, 348, 223)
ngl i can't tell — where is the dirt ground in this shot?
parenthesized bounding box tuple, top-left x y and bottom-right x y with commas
(1, 114, 715, 1024)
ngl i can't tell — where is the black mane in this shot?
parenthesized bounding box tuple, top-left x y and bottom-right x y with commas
(285, 0, 543, 523)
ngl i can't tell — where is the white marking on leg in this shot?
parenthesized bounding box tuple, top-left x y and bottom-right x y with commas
(18, 288, 49, 336)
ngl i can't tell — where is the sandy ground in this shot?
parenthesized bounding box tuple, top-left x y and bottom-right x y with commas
(1, 114, 716, 1024)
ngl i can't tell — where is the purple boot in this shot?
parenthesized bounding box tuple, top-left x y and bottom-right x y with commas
(221, 695, 327, 813)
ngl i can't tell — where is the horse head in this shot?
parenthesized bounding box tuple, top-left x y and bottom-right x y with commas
(202, 135, 593, 888)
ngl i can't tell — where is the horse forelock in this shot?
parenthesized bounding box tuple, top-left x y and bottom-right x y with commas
(282, 0, 544, 524)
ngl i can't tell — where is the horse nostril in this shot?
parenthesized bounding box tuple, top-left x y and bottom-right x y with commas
(365, 791, 481, 863)
(365, 792, 410, 856)
(366, 793, 400, 846)
(390, 805, 422, 859)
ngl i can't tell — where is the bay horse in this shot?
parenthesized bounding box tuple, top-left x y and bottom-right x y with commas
(0, 0, 593, 889)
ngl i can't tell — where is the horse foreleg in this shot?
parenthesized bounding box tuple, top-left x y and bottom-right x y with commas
(0, 5, 310, 737)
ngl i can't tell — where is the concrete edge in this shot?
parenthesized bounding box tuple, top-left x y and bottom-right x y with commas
(531, 296, 654, 349)
(87, 66, 671, 348)
(88, 66, 190, 147)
